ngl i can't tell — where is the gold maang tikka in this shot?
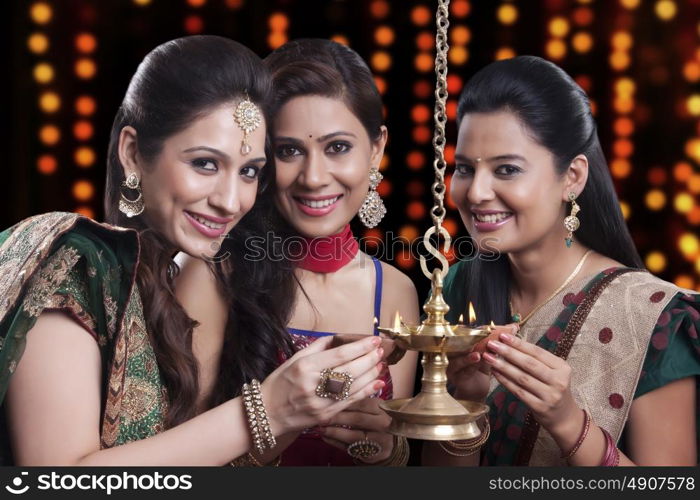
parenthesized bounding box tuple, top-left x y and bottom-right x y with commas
(233, 93, 262, 155)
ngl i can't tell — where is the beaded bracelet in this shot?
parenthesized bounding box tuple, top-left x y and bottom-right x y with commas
(562, 409, 591, 460)
(242, 379, 276, 455)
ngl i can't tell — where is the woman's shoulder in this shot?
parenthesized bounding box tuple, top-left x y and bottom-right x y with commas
(374, 257, 417, 294)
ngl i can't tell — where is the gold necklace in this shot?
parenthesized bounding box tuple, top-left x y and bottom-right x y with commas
(510, 249, 593, 327)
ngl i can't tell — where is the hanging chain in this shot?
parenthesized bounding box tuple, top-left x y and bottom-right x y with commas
(420, 0, 452, 280)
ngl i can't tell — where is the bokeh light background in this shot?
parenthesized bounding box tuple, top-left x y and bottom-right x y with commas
(2, 0, 700, 300)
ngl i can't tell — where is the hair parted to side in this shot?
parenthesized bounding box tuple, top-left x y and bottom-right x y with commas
(454, 55, 643, 324)
(264, 38, 384, 142)
(104, 35, 296, 426)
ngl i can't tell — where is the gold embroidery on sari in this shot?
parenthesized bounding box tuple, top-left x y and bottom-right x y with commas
(22, 246, 81, 318)
(0, 213, 79, 318)
(121, 377, 161, 424)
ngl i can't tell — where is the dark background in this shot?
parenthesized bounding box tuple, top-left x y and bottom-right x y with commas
(2, 0, 700, 301)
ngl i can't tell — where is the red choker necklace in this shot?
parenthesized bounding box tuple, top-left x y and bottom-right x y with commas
(297, 224, 359, 273)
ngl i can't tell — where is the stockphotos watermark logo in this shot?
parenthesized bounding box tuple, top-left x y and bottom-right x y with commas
(4, 471, 192, 495)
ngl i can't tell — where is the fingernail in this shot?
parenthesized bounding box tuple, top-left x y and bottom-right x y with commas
(373, 380, 385, 390)
(371, 337, 381, 346)
(469, 352, 480, 361)
(499, 333, 513, 343)
(482, 352, 497, 363)
(487, 340, 502, 351)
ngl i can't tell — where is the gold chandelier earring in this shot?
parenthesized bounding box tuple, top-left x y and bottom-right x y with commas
(564, 191, 580, 248)
(118, 172, 145, 218)
(358, 166, 387, 228)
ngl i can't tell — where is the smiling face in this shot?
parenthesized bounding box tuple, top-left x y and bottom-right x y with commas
(120, 101, 267, 259)
(272, 95, 386, 238)
(450, 111, 570, 255)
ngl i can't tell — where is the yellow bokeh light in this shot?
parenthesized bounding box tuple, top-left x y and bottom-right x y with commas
(133, 0, 152, 5)
(645, 189, 666, 211)
(619, 200, 631, 220)
(451, 26, 471, 45)
(39, 124, 60, 146)
(549, 17, 570, 37)
(620, 0, 640, 8)
(655, 0, 677, 21)
(497, 4, 518, 25)
(610, 51, 631, 71)
(28, 33, 49, 53)
(674, 193, 695, 213)
(30, 3, 52, 24)
(613, 96, 634, 114)
(572, 32, 593, 53)
(371, 51, 392, 72)
(449, 46, 469, 65)
(33, 63, 53, 83)
(687, 95, 700, 116)
(679, 233, 700, 258)
(187, 0, 207, 6)
(546, 39, 567, 60)
(75, 147, 96, 168)
(399, 225, 420, 242)
(495, 47, 516, 61)
(39, 92, 60, 113)
(611, 31, 633, 51)
(615, 77, 636, 96)
(686, 138, 700, 163)
(645, 251, 667, 273)
(73, 180, 95, 202)
(75, 58, 97, 79)
(374, 26, 394, 46)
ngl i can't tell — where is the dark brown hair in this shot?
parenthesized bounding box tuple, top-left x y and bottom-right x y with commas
(105, 35, 296, 426)
(264, 38, 383, 141)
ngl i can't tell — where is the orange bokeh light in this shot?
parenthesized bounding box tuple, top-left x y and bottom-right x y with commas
(268, 13, 289, 31)
(416, 32, 434, 51)
(407, 201, 426, 220)
(411, 5, 431, 26)
(545, 39, 567, 60)
(75, 96, 96, 116)
(412, 126, 431, 144)
(369, 0, 390, 19)
(73, 121, 94, 141)
(371, 51, 392, 72)
(414, 80, 432, 98)
(611, 158, 632, 178)
(614, 117, 634, 136)
(267, 32, 287, 49)
(374, 76, 387, 95)
(450, 0, 470, 18)
(447, 75, 463, 94)
(75, 58, 97, 79)
(375, 26, 394, 46)
(39, 124, 60, 145)
(73, 180, 95, 201)
(37, 154, 57, 175)
(674, 162, 693, 182)
(613, 139, 634, 158)
(406, 151, 425, 170)
(411, 104, 431, 123)
(647, 167, 667, 186)
(450, 26, 471, 45)
(75, 147, 96, 168)
(415, 53, 433, 72)
(184, 15, 204, 34)
(449, 46, 469, 65)
(75, 33, 97, 53)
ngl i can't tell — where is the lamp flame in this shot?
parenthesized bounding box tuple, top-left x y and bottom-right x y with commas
(468, 302, 476, 324)
(393, 311, 401, 331)
(458, 314, 464, 324)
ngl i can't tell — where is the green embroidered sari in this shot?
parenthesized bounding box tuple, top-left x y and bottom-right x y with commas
(0, 212, 168, 464)
(443, 260, 700, 465)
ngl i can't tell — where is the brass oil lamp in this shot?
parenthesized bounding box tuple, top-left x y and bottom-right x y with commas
(377, 0, 490, 441)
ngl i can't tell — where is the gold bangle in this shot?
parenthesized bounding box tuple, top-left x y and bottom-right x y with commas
(242, 379, 276, 455)
(230, 452, 282, 467)
(354, 435, 410, 466)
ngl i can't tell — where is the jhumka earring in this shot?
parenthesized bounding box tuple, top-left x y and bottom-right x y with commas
(358, 166, 387, 228)
(118, 172, 145, 218)
(233, 94, 262, 156)
(564, 192, 580, 248)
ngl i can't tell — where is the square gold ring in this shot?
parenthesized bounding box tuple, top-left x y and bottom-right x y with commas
(315, 368, 354, 401)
